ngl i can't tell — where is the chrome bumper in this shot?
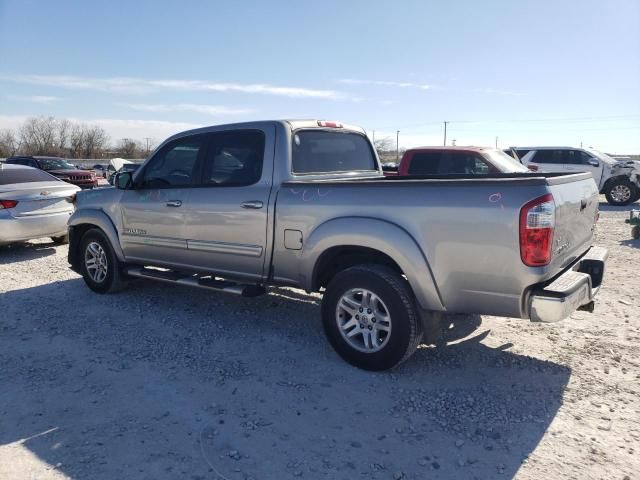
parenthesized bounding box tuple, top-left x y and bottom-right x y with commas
(528, 246, 608, 323)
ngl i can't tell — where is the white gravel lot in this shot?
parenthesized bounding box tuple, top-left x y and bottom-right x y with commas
(0, 199, 638, 480)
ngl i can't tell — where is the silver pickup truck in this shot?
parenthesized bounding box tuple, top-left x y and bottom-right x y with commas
(68, 120, 607, 370)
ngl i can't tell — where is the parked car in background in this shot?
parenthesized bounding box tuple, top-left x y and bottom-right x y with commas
(387, 146, 530, 177)
(92, 164, 107, 178)
(106, 158, 134, 181)
(0, 164, 79, 246)
(107, 163, 141, 185)
(5, 156, 98, 189)
(68, 120, 606, 371)
(506, 147, 640, 206)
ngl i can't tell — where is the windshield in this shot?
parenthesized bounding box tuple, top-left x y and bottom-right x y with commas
(39, 158, 76, 170)
(485, 149, 530, 172)
(292, 130, 377, 174)
(585, 148, 617, 165)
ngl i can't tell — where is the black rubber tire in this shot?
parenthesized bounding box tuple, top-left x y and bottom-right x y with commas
(79, 228, 127, 294)
(632, 226, 640, 240)
(604, 178, 638, 206)
(51, 234, 69, 245)
(321, 264, 423, 371)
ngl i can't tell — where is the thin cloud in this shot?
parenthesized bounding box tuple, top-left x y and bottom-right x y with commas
(125, 103, 254, 116)
(3, 74, 347, 100)
(339, 78, 432, 90)
(339, 78, 523, 96)
(6, 94, 62, 104)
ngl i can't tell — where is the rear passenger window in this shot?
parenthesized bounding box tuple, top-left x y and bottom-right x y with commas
(407, 152, 442, 175)
(203, 130, 265, 186)
(0, 168, 58, 185)
(531, 150, 563, 164)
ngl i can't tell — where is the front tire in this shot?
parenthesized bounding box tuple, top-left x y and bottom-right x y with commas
(79, 228, 126, 294)
(605, 178, 638, 206)
(321, 264, 422, 371)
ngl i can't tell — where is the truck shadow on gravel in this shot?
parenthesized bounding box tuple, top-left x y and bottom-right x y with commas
(0, 241, 57, 264)
(0, 279, 571, 480)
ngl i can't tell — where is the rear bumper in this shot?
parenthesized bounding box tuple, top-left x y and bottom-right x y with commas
(528, 246, 608, 323)
(0, 211, 72, 244)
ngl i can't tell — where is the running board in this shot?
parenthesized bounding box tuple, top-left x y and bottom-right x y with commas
(126, 267, 266, 297)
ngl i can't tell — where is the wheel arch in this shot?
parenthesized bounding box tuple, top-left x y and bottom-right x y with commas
(68, 209, 124, 270)
(600, 175, 635, 194)
(303, 217, 445, 311)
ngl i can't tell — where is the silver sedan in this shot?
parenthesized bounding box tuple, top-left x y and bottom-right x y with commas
(0, 164, 80, 246)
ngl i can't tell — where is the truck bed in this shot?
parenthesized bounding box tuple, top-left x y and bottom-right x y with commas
(275, 171, 599, 318)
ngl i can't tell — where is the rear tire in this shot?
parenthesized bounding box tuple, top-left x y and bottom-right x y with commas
(321, 264, 422, 371)
(79, 228, 126, 294)
(605, 178, 638, 206)
(51, 234, 69, 245)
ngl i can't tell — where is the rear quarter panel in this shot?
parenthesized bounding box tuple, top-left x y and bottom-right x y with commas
(273, 178, 563, 318)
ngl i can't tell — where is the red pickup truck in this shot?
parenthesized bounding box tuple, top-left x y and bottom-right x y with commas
(383, 146, 529, 176)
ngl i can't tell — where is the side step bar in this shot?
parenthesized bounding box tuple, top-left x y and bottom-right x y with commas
(126, 267, 266, 297)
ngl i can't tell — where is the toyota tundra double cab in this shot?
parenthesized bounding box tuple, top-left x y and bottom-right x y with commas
(67, 120, 607, 370)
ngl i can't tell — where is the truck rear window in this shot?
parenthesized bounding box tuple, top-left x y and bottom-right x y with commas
(292, 130, 377, 174)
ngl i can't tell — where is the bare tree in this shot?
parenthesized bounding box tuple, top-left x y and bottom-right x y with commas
(19, 116, 58, 155)
(0, 129, 19, 157)
(68, 123, 85, 158)
(116, 138, 141, 159)
(56, 118, 71, 156)
(373, 137, 394, 156)
(81, 124, 109, 158)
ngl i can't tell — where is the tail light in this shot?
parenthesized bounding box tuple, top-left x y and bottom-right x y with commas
(0, 200, 18, 209)
(520, 194, 555, 266)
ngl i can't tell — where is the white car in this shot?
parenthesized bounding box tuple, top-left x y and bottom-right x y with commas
(0, 164, 80, 246)
(509, 147, 640, 206)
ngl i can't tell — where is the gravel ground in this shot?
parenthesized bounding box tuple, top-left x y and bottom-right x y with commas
(0, 199, 638, 480)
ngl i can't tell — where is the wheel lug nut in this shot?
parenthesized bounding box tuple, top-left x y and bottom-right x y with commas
(355, 314, 360, 320)
(368, 325, 373, 330)
(372, 318, 376, 323)
(359, 307, 363, 313)
(367, 309, 372, 314)
(359, 324, 364, 329)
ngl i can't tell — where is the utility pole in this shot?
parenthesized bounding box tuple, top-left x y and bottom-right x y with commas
(372, 130, 375, 143)
(443, 121, 449, 146)
(144, 137, 151, 156)
(396, 130, 400, 162)
(495, 136, 499, 149)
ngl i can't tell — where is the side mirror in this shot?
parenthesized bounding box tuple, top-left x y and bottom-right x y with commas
(588, 159, 600, 167)
(115, 171, 133, 189)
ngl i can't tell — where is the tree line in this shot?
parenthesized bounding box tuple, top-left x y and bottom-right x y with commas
(0, 116, 152, 159)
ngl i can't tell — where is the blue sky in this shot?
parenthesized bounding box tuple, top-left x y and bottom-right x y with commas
(1, 0, 639, 152)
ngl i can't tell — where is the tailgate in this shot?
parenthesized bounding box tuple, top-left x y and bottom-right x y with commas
(547, 174, 599, 270)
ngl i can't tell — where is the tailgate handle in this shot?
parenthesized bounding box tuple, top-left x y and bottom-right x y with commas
(580, 199, 587, 211)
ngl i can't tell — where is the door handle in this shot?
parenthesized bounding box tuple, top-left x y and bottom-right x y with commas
(166, 200, 182, 207)
(241, 200, 264, 209)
